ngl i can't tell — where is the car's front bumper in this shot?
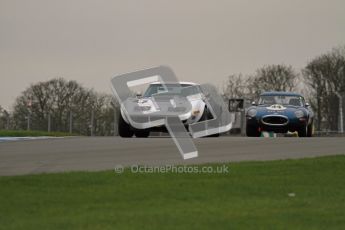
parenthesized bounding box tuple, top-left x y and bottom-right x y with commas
(247, 116, 308, 133)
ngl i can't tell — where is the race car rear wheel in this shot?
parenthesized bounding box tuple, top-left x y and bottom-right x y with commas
(118, 115, 134, 138)
(246, 125, 260, 137)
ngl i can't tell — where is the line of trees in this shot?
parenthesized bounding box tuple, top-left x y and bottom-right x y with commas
(222, 45, 345, 131)
(1, 78, 119, 136)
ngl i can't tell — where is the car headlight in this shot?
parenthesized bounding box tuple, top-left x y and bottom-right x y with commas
(295, 110, 304, 118)
(192, 110, 200, 116)
(187, 94, 202, 101)
(247, 108, 257, 117)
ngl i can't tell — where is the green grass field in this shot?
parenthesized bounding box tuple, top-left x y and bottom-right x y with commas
(0, 130, 77, 137)
(0, 156, 345, 230)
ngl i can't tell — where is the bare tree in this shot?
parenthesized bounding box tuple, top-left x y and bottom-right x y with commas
(250, 64, 298, 98)
(222, 74, 253, 99)
(303, 46, 345, 131)
(222, 65, 297, 101)
(0, 106, 5, 129)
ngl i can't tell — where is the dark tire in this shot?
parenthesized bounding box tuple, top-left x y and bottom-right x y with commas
(307, 121, 313, 137)
(118, 115, 134, 138)
(208, 133, 220, 137)
(246, 124, 260, 137)
(134, 129, 150, 138)
(298, 125, 308, 137)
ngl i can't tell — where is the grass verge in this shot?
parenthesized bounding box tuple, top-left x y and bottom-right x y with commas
(0, 130, 77, 137)
(0, 155, 344, 230)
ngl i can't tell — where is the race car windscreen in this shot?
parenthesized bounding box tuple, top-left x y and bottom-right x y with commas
(143, 84, 196, 97)
(258, 95, 305, 107)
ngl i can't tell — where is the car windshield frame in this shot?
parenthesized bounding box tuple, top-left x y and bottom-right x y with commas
(258, 95, 305, 107)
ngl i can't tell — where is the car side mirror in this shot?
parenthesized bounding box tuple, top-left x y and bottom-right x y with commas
(305, 102, 310, 108)
(251, 101, 257, 106)
(136, 92, 142, 98)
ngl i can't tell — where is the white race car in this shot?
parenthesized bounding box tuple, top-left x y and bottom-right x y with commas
(118, 81, 217, 138)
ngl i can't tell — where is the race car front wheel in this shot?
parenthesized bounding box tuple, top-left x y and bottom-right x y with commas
(199, 108, 220, 137)
(298, 125, 308, 137)
(246, 125, 260, 137)
(134, 129, 150, 138)
(118, 115, 134, 138)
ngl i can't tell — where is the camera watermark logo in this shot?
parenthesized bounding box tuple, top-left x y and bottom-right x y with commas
(114, 164, 124, 174)
(111, 66, 233, 160)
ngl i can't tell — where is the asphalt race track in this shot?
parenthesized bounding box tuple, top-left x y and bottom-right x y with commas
(0, 137, 345, 176)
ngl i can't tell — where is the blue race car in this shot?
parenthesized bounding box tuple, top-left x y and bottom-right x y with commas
(246, 92, 314, 137)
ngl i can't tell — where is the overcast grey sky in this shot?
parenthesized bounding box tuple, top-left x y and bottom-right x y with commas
(1, 0, 345, 110)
